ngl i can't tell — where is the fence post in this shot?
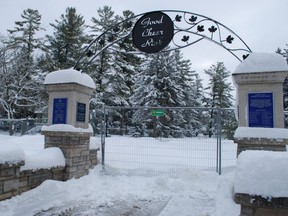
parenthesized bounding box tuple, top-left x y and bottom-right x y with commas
(216, 108, 222, 175)
(101, 106, 106, 172)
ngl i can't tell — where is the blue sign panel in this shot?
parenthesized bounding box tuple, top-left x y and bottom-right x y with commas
(76, 102, 86, 122)
(248, 93, 273, 128)
(52, 98, 67, 124)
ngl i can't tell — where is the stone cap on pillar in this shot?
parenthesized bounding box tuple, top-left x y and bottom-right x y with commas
(233, 53, 288, 85)
(234, 53, 288, 74)
(43, 68, 96, 129)
(41, 124, 93, 137)
(234, 127, 288, 145)
(44, 68, 96, 89)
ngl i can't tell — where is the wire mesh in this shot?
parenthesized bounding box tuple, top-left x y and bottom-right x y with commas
(97, 106, 237, 176)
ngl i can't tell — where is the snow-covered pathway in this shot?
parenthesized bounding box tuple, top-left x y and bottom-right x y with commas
(0, 166, 239, 216)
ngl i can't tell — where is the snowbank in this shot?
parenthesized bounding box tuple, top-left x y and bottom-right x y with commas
(234, 150, 288, 197)
(44, 68, 96, 89)
(234, 53, 288, 74)
(41, 124, 93, 133)
(21, 147, 65, 171)
(0, 144, 25, 164)
(0, 134, 239, 216)
(234, 127, 288, 140)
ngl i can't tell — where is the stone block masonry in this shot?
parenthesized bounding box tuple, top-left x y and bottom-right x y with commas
(19, 167, 65, 194)
(0, 161, 24, 201)
(0, 147, 99, 201)
(42, 130, 95, 180)
(234, 127, 288, 156)
(0, 161, 64, 201)
(234, 193, 288, 216)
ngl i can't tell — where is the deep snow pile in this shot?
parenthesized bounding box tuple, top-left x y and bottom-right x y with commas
(0, 134, 240, 216)
(0, 166, 239, 216)
(44, 68, 96, 89)
(234, 127, 288, 140)
(235, 150, 288, 197)
(233, 52, 288, 74)
(0, 134, 65, 170)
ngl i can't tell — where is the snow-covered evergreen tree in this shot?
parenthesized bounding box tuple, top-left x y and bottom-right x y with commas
(203, 62, 235, 138)
(44, 7, 88, 71)
(89, 7, 141, 134)
(174, 50, 203, 136)
(89, 6, 117, 107)
(131, 50, 190, 137)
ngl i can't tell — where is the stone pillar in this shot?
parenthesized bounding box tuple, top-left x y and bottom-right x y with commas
(232, 53, 288, 155)
(233, 53, 288, 128)
(41, 68, 96, 180)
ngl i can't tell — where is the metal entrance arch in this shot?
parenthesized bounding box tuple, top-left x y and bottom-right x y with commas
(74, 10, 252, 71)
(76, 10, 250, 175)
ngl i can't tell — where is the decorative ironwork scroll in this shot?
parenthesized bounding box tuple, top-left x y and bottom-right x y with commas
(74, 10, 252, 71)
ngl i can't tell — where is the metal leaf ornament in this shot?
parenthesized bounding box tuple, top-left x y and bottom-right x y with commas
(99, 39, 105, 46)
(108, 35, 115, 42)
(226, 35, 234, 44)
(243, 54, 249, 60)
(113, 26, 120, 32)
(175, 15, 182, 22)
(208, 25, 217, 33)
(86, 50, 93, 57)
(197, 25, 205, 32)
(181, 35, 189, 42)
(189, 15, 197, 23)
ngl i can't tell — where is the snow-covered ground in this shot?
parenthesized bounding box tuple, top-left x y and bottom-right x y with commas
(0, 134, 240, 216)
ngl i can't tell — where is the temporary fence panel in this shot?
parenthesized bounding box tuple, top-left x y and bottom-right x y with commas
(94, 106, 237, 176)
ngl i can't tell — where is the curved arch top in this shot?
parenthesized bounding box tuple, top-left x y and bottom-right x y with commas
(74, 10, 252, 71)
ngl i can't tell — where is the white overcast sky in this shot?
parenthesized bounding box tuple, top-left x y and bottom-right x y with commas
(0, 0, 287, 75)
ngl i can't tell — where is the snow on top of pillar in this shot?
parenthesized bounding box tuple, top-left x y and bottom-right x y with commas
(44, 68, 96, 89)
(233, 53, 288, 74)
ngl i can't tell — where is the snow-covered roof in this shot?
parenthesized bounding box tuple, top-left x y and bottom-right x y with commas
(41, 124, 93, 133)
(234, 127, 288, 140)
(234, 150, 288, 197)
(44, 68, 96, 89)
(233, 53, 288, 74)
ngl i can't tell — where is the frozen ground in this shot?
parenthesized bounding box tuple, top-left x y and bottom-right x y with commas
(0, 134, 240, 216)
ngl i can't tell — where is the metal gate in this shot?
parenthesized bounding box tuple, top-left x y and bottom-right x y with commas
(95, 106, 237, 176)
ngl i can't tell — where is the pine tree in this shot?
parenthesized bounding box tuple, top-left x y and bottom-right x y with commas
(89, 7, 140, 134)
(4, 9, 46, 118)
(89, 6, 117, 106)
(203, 62, 235, 138)
(44, 7, 88, 70)
(131, 50, 188, 137)
(8, 8, 44, 56)
(174, 50, 203, 136)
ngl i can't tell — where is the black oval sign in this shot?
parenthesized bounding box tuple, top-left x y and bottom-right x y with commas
(132, 11, 174, 53)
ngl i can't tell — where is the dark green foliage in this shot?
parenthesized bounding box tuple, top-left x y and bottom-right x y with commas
(203, 62, 236, 138)
(44, 7, 88, 70)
